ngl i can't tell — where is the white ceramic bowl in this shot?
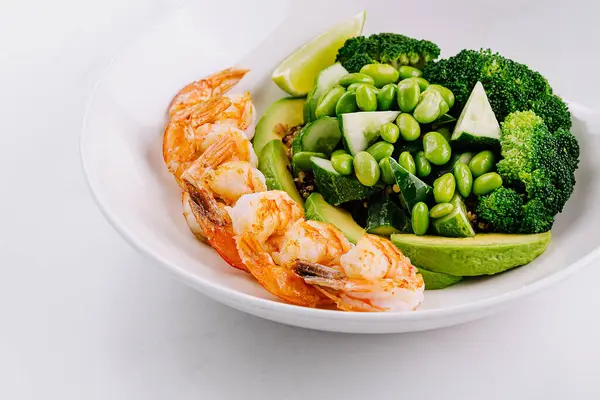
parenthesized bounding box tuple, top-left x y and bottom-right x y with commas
(81, 0, 600, 333)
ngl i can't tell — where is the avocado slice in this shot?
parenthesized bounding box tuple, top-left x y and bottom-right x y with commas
(305, 193, 365, 244)
(390, 232, 551, 276)
(417, 267, 462, 290)
(258, 140, 303, 204)
(253, 97, 305, 157)
(432, 194, 475, 238)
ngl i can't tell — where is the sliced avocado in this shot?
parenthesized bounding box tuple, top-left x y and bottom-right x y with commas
(366, 196, 411, 235)
(389, 158, 432, 212)
(292, 151, 326, 173)
(305, 193, 365, 244)
(305, 63, 349, 122)
(432, 194, 475, 238)
(390, 232, 551, 276)
(258, 140, 303, 204)
(253, 97, 305, 157)
(311, 157, 382, 206)
(417, 267, 462, 290)
(451, 81, 500, 147)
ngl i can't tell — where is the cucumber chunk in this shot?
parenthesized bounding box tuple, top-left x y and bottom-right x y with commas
(366, 197, 411, 235)
(389, 158, 433, 212)
(432, 194, 475, 238)
(305, 63, 349, 122)
(451, 81, 500, 147)
(300, 116, 342, 156)
(339, 111, 400, 155)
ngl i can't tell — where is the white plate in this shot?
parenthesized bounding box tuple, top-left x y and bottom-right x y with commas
(80, 0, 600, 333)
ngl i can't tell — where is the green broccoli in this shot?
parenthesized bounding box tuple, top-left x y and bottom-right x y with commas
(422, 49, 571, 132)
(476, 187, 524, 233)
(335, 33, 440, 73)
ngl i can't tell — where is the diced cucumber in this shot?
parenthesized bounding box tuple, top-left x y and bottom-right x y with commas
(389, 158, 432, 212)
(258, 140, 303, 204)
(366, 197, 411, 235)
(305, 63, 348, 122)
(253, 97, 305, 157)
(451, 81, 500, 147)
(432, 194, 475, 238)
(339, 111, 401, 155)
(311, 157, 382, 206)
(305, 193, 365, 244)
(300, 116, 341, 156)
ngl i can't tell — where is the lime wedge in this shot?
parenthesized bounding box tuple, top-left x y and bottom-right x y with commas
(272, 11, 366, 96)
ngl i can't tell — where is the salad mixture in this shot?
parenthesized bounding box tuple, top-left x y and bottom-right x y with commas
(162, 12, 579, 311)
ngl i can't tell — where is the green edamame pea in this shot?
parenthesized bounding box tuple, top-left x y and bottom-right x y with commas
(415, 151, 432, 178)
(331, 149, 348, 157)
(379, 157, 396, 185)
(458, 152, 474, 165)
(437, 127, 452, 142)
(331, 153, 354, 176)
(469, 150, 496, 178)
(346, 83, 363, 91)
(433, 173, 456, 203)
(292, 152, 326, 171)
(356, 85, 378, 111)
(398, 65, 422, 80)
(429, 203, 454, 219)
(360, 63, 400, 88)
(473, 172, 503, 196)
(411, 202, 430, 236)
(453, 162, 473, 198)
(314, 85, 346, 118)
(398, 151, 416, 175)
(397, 79, 421, 113)
(423, 131, 452, 165)
(407, 77, 429, 91)
(335, 90, 358, 115)
(413, 89, 445, 124)
(377, 84, 398, 111)
(427, 84, 455, 109)
(380, 122, 400, 144)
(338, 73, 374, 87)
(353, 151, 380, 187)
(366, 141, 394, 162)
(396, 113, 421, 142)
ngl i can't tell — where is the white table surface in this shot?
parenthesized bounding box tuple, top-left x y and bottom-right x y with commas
(1, 0, 599, 398)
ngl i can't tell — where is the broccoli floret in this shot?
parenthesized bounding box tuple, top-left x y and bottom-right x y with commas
(335, 33, 440, 73)
(476, 187, 524, 233)
(422, 49, 571, 131)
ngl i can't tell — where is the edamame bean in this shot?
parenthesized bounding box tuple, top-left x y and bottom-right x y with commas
(458, 152, 474, 165)
(413, 89, 445, 124)
(407, 77, 429, 91)
(353, 151, 380, 187)
(335, 90, 358, 115)
(356, 85, 378, 111)
(292, 152, 326, 171)
(453, 162, 473, 198)
(331, 153, 354, 176)
(398, 65, 422, 80)
(338, 73, 374, 87)
(377, 83, 398, 111)
(396, 113, 421, 141)
(415, 151, 432, 178)
(380, 122, 400, 144)
(314, 85, 346, 118)
(430, 203, 454, 219)
(379, 157, 396, 185)
(437, 127, 452, 142)
(428, 84, 455, 109)
(411, 202, 429, 236)
(473, 172, 503, 196)
(423, 131, 452, 165)
(398, 151, 416, 175)
(433, 173, 456, 203)
(397, 79, 421, 113)
(366, 141, 394, 162)
(469, 150, 495, 178)
(332, 149, 348, 157)
(346, 82, 363, 91)
(360, 63, 400, 88)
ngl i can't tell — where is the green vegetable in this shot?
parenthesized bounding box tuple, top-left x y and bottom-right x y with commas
(427, 84, 455, 109)
(360, 63, 400, 87)
(339, 72, 374, 87)
(356, 84, 378, 111)
(305, 193, 365, 244)
(300, 116, 342, 156)
(430, 203, 454, 219)
(335, 90, 358, 115)
(353, 151, 381, 187)
(366, 196, 410, 235)
(380, 122, 400, 143)
(315, 85, 346, 118)
(451, 81, 500, 147)
(335, 33, 441, 73)
(473, 172, 503, 196)
(432, 194, 475, 238)
(292, 151, 326, 172)
(417, 267, 462, 290)
(398, 151, 416, 175)
(305, 63, 348, 122)
(413, 89, 446, 124)
(366, 141, 394, 162)
(433, 173, 456, 203)
(311, 157, 381, 206)
(406, 77, 429, 91)
(377, 84, 398, 111)
(379, 157, 396, 184)
(346, 82, 364, 91)
(415, 151, 432, 178)
(398, 65, 422, 79)
(258, 140, 303, 204)
(389, 158, 433, 211)
(411, 202, 430, 235)
(253, 97, 304, 157)
(469, 150, 495, 178)
(397, 78, 420, 113)
(396, 113, 421, 141)
(422, 49, 571, 132)
(436, 127, 452, 142)
(458, 152, 474, 165)
(331, 153, 354, 175)
(423, 131, 451, 165)
(332, 149, 348, 157)
(475, 187, 524, 233)
(339, 110, 400, 155)
(453, 162, 473, 198)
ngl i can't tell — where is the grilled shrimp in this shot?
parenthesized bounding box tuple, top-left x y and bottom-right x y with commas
(294, 234, 425, 312)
